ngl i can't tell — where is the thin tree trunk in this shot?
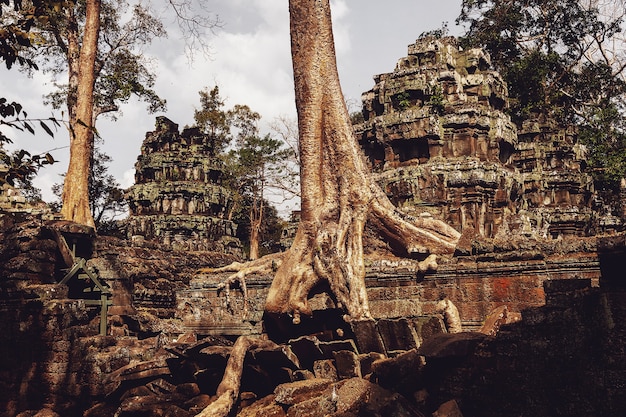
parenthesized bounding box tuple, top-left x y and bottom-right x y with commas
(248, 198, 263, 261)
(60, 0, 100, 229)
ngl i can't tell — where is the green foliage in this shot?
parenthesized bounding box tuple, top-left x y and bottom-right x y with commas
(427, 84, 445, 115)
(0, 0, 48, 70)
(1, 0, 59, 187)
(419, 22, 449, 39)
(29, 0, 167, 120)
(350, 110, 364, 125)
(233, 195, 284, 256)
(191, 85, 299, 255)
(579, 106, 626, 189)
(458, 0, 626, 187)
(193, 86, 232, 154)
(395, 91, 411, 110)
(457, 0, 624, 123)
(224, 104, 297, 256)
(228, 104, 295, 201)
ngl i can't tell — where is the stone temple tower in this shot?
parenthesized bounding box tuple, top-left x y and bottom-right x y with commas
(355, 36, 607, 238)
(126, 116, 240, 253)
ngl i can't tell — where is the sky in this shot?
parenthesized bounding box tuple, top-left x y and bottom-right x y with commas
(0, 0, 463, 215)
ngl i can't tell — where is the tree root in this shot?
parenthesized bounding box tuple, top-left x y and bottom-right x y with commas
(194, 336, 278, 417)
(436, 297, 462, 333)
(197, 252, 286, 319)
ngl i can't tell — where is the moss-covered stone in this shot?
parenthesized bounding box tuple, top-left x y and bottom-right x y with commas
(126, 117, 241, 253)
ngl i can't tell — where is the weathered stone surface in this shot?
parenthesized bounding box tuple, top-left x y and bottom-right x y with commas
(420, 278, 626, 417)
(418, 333, 489, 359)
(313, 359, 338, 381)
(273, 378, 333, 406)
(285, 393, 336, 417)
(350, 319, 386, 354)
(333, 350, 362, 380)
(377, 317, 421, 352)
(126, 117, 241, 253)
(432, 399, 464, 417)
(334, 377, 424, 417)
(0, 181, 54, 218)
(237, 395, 286, 417)
(371, 349, 425, 393)
(478, 305, 521, 336)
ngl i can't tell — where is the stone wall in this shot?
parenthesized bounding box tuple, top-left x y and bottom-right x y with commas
(179, 235, 600, 336)
(0, 214, 239, 416)
(419, 274, 626, 416)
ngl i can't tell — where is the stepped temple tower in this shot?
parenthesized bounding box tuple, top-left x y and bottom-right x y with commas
(355, 36, 615, 238)
(126, 117, 240, 252)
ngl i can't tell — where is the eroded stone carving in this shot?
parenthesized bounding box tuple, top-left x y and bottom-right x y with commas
(126, 117, 241, 253)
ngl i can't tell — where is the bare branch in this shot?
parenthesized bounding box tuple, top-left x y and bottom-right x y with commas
(166, 0, 223, 61)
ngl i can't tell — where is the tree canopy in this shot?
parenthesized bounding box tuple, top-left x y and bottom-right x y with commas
(193, 86, 297, 259)
(1, 1, 58, 188)
(458, 0, 626, 186)
(36, 0, 167, 121)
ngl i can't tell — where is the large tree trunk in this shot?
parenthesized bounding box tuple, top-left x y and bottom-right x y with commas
(195, 1, 460, 415)
(264, 0, 460, 323)
(60, 0, 100, 229)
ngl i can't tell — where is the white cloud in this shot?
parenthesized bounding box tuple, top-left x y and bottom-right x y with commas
(121, 169, 136, 189)
(3, 0, 463, 205)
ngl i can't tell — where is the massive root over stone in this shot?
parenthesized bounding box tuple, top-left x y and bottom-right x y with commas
(207, 0, 459, 324)
(194, 1, 460, 416)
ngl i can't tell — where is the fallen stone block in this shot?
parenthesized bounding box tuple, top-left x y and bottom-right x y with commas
(358, 352, 385, 377)
(350, 319, 385, 354)
(432, 399, 464, 417)
(333, 350, 362, 379)
(285, 392, 337, 417)
(287, 336, 324, 369)
(237, 395, 286, 417)
(274, 378, 333, 406)
(371, 349, 425, 392)
(418, 332, 489, 359)
(313, 359, 338, 381)
(335, 377, 425, 417)
(377, 317, 420, 352)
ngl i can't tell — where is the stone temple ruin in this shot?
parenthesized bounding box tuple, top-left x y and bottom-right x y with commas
(1, 37, 626, 417)
(355, 36, 620, 239)
(126, 116, 240, 253)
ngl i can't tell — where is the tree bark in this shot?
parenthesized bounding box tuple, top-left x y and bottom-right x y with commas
(60, 0, 100, 229)
(263, 0, 460, 323)
(201, 0, 460, 323)
(248, 196, 263, 260)
(195, 2, 460, 416)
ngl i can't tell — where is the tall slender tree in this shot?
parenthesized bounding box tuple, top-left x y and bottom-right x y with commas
(263, 0, 460, 322)
(12, 1, 216, 228)
(59, 0, 100, 228)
